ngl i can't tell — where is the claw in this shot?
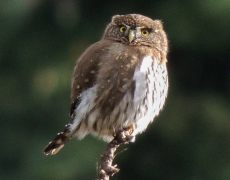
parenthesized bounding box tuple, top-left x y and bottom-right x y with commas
(115, 125, 135, 144)
(123, 124, 134, 135)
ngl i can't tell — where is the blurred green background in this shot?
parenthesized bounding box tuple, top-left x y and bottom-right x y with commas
(0, 0, 229, 180)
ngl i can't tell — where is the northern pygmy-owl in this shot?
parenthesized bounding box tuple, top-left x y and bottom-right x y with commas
(44, 14, 168, 155)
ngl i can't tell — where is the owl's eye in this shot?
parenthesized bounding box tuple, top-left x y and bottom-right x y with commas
(141, 29, 150, 36)
(119, 25, 127, 33)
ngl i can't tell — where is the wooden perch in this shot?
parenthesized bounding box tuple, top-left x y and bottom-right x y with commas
(98, 130, 132, 180)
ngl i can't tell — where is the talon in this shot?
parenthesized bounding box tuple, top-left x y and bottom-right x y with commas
(123, 124, 134, 135)
(112, 127, 116, 137)
(114, 124, 136, 144)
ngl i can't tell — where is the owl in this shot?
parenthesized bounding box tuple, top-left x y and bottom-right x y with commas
(44, 14, 168, 155)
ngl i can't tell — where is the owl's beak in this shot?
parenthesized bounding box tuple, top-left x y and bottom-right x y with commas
(128, 30, 135, 43)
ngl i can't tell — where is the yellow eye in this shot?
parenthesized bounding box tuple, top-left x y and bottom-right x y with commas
(141, 29, 150, 36)
(119, 25, 127, 32)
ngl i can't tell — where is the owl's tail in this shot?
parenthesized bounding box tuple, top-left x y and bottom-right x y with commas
(43, 125, 72, 156)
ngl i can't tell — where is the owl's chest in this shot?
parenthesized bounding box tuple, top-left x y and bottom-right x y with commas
(132, 56, 168, 117)
(107, 56, 168, 129)
(123, 56, 167, 134)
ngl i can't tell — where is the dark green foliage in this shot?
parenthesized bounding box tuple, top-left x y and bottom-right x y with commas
(0, 0, 229, 179)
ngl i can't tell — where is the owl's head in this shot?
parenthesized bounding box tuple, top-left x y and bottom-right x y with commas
(103, 14, 168, 53)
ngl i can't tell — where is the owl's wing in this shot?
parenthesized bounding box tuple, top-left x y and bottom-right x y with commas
(44, 41, 111, 156)
(70, 40, 112, 116)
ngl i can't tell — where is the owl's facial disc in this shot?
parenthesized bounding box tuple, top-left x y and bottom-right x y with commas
(127, 27, 150, 44)
(119, 24, 137, 43)
(119, 25, 153, 44)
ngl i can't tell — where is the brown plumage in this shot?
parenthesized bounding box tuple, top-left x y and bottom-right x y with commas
(44, 14, 168, 156)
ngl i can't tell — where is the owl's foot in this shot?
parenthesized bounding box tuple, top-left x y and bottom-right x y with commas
(119, 124, 135, 143)
(115, 129, 133, 144)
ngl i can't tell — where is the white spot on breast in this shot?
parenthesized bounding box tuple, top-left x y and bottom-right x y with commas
(133, 56, 153, 103)
(131, 56, 168, 135)
(90, 70, 96, 74)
